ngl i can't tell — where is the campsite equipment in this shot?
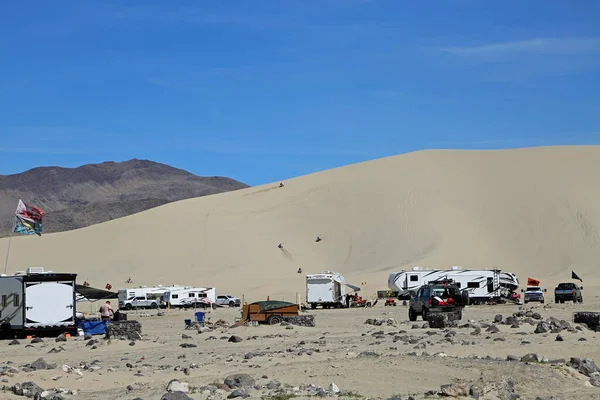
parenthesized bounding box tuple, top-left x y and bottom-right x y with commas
(195, 311, 205, 322)
(184, 319, 192, 327)
(234, 300, 299, 326)
(384, 298, 396, 306)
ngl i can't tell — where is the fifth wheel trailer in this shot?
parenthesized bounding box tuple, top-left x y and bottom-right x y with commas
(0, 268, 77, 339)
(387, 266, 520, 303)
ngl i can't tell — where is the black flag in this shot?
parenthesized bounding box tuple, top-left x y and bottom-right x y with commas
(572, 271, 583, 282)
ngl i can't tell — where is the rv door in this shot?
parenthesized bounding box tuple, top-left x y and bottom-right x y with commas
(24, 280, 75, 328)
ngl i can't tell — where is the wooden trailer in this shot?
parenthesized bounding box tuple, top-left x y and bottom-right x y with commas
(234, 300, 299, 326)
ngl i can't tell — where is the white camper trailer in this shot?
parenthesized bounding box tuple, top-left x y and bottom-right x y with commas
(118, 285, 182, 309)
(162, 287, 217, 308)
(387, 266, 519, 303)
(0, 267, 77, 338)
(306, 271, 361, 309)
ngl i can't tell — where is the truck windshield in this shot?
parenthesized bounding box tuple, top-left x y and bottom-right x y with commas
(526, 287, 541, 292)
(557, 283, 572, 289)
(308, 278, 332, 285)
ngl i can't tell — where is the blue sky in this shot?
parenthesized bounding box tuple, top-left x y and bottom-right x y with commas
(1, 1, 599, 185)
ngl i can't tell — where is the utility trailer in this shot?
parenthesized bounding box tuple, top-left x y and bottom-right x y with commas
(234, 301, 299, 326)
(306, 271, 361, 309)
(0, 267, 77, 339)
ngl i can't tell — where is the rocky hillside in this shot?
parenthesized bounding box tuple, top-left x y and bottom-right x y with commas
(0, 159, 249, 236)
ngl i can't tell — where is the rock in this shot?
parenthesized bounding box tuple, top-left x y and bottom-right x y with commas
(30, 358, 51, 370)
(494, 314, 503, 323)
(182, 334, 191, 339)
(440, 381, 470, 397)
(228, 389, 248, 398)
(30, 337, 43, 344)
(160, 392, 193, 400)
(8, 339, 20, 345)
(167, 379, 189, 393)
(224, 374, 255, 389)
(470, 327, 481, 335)
(521, 353, 540, 363)
(358, 351, 380, 358)
(531, 312, 542, 320)
(180, 343, 197, 348)
(329, 383, 340, 394)
(84, 334, 92, 340)
(555, 334, 564, 341)
(12, 381, 44, 398)
(486, 325, 500, 334)
(567, 357, 600, 377)
(535, 322, 550, 334)
(228, 335, 243, 343)
(55, 334, 67, 342)
(105, 320, 142, 341)
(506, 355, 520, 362)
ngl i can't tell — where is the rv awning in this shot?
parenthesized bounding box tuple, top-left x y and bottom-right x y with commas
(345, 283, 361, 292)
(75, 284, 118, 301)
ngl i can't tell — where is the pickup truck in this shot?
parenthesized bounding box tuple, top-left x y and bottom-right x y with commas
(522, 286, 546, 304)
(215, 295, 241, 307)
(554, 283, 583, 303)
(408, 280, 469, 323)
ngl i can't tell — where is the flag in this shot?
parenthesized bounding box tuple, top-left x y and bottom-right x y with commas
(527, 277, 540, 286)
(572, 271, 583, 282)
(12, 199, 44, 236)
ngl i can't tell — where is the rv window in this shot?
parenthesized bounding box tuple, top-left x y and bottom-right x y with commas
(14, 294, 19, 307)
(199, 293, 207, 298)
(467, 282, 479, 288)
(2, 295, 6, 307)
(189, 293, 195, 297)
(410, 275, 418, 282)
(308, 278, 331, 285)
(172, 294, 179, 299)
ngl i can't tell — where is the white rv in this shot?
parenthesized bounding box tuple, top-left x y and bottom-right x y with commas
(118, 285, 183, 309)
(162, 287, 217, 308)
(387, 266, 520, 303)
(306, 271, 361, 309)
(0, 267, 77, 338)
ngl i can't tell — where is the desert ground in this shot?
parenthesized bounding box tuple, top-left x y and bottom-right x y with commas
(3, 297, 600, 400)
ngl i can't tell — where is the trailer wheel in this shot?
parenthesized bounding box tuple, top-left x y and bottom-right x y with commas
(267, 315, 282, 325)
(311, 303, 317, 310)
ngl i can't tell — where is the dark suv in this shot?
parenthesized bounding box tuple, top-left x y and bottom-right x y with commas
(408, 280, 469, 322)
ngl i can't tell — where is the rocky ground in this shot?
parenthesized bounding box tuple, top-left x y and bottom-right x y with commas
(2, 299, 600, 400)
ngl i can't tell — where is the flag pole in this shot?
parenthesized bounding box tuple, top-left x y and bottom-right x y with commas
(4, 219, 16, 275)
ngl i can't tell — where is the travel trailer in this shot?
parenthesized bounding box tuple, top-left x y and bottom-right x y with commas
(162, 287, 216, 308)
(118, 285, 182, 309)
(306, 271, 361, 309)
(0, 267, 77, 338)
(387, 266, 520, 303)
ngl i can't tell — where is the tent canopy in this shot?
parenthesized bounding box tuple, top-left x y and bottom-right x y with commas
(75, 284, 118, 302)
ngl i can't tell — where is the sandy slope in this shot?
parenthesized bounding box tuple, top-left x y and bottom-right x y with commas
(1, 146, 600, 301)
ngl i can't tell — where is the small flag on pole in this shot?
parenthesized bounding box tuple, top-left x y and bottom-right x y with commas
(13, 199, 44, 236)
(572, 271, 583, 282)
(527, 277, 540, 286)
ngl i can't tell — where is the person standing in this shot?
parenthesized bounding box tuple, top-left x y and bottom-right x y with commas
(99, 301, 114, 322)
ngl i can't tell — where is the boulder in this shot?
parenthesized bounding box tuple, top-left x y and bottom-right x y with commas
(224, 374, 255, 389)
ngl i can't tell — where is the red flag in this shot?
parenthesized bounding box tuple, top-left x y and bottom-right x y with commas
(527, 277, 540, 286)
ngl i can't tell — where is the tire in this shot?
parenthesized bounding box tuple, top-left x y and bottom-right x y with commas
(457, 310, 463, 320)
(460, 290, 469, 306)
(555, 299, 558, 303)
(267, 315, 282, 325)
(579, 297, 583, 303)
(124, 304, 132, 310)
(311, 303, 317, 310)
(151, 303, 158, 309)
(366, 302, 372, 308)
(422, 309, 428, 321)
(408, 307, 417, 322)
(229, 301, 235, 307)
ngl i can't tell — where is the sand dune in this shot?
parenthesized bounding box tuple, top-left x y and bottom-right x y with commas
(1, 145, 600, 301)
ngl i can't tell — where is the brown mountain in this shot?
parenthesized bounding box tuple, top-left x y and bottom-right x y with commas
(0, 159, 249, 237)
